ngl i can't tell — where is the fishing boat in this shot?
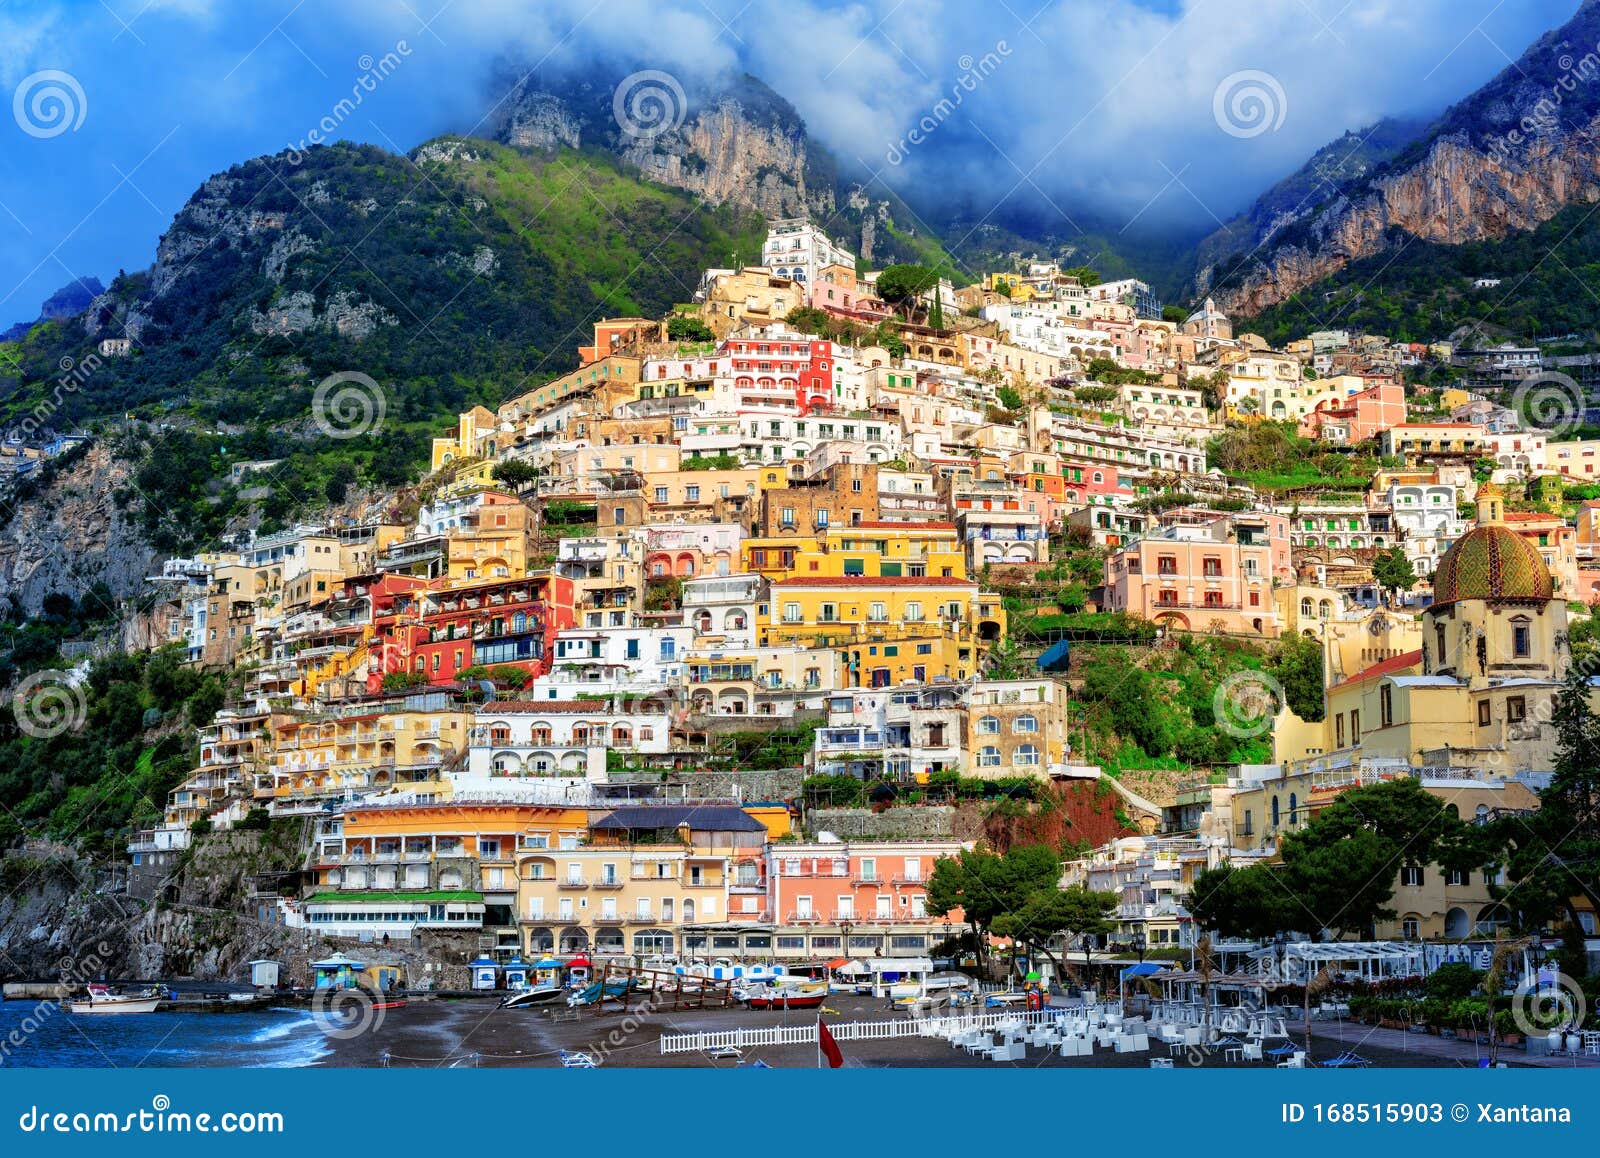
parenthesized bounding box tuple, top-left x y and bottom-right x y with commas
(745, 977, 829, 1010)
(67, 984, 164, 1014)
(498, 985, 564, 1010)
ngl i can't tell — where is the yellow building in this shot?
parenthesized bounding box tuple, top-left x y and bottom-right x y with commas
(1230, 765, 1543, 939)
(268, 708, 471, 809)
(761, 575, 1003, 687)
(515, 803, 781, 958)
(1276, 487, 1585, 775)
(743, 522, 968, 584)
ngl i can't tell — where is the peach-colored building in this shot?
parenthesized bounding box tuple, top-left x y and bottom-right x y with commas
(1298, 379, 1407, 444)
(1102, 510, 1286, 637)
(761, 839, 968, 957)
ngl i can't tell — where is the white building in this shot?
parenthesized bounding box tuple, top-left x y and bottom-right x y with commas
(761, 219, 855, 286)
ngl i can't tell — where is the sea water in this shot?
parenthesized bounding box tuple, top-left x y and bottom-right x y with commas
(0, 1001, 330, 1067)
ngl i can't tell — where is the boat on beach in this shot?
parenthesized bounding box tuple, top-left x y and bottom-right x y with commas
(744, 977, 829, 1010)
(66, 984, 164, 1014)
(498, 985, 564, 1009)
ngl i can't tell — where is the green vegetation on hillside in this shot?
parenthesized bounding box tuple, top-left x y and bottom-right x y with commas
(1244, 199, 1600, 345)
(0, 647, 234, 852)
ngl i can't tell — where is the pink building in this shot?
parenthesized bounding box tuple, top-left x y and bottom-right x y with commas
(1102, 509, 1288, 636)
(762, 840, 967, 957)
(1298, 379, 1407, 444)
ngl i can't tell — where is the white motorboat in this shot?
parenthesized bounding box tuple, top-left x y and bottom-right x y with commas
(67, 984, 163, 1014)
(498, 985, 565, 1009)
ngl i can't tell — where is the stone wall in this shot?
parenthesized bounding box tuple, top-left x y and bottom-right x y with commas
(808, 806, 956, 839)
(678, 769, 803, 803)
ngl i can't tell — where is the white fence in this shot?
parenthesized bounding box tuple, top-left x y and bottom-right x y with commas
(658, 1006, 1063, 1054)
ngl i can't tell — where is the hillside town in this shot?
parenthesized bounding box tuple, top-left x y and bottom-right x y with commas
(102, 217, 1599, 1052)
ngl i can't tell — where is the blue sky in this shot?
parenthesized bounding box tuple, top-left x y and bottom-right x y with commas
(0, 0, 1582, 326)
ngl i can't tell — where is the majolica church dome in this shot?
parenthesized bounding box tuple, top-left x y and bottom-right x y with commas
(1431, 523, 1554, 607)
(1423, 482, 1564, 686)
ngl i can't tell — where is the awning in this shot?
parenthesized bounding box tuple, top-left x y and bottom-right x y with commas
(1120, 962, 1165, 979)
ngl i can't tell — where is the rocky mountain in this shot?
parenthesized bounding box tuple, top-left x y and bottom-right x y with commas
(487, 70, 953, 269)
(1204, 0, 1600, 317)
(2, 276, 105, 342)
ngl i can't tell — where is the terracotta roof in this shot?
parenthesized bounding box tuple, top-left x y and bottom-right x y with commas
(1331, 649, 1423, 691)
(770, 575, 978, 587)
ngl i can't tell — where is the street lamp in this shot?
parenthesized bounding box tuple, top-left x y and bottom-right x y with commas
(1128, 931, 1147, 1016)
(1272, 929, 1287, 1011)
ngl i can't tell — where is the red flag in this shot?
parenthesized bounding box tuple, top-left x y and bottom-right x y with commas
(817, 1018, 844, 1068)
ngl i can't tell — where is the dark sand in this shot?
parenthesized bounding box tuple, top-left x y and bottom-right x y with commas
(318, 994, 1493, 1069)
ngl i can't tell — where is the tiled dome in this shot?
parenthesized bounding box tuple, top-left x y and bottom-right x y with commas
(1432, 524, 1552, 606)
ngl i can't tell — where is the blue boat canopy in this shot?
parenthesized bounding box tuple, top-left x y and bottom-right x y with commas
(1120, 962, 1164, 979)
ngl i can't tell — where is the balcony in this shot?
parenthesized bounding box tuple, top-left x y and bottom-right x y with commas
(593, 878, 625, 890)
(558, 877, 589, 890)
(592, 912, 626, 925)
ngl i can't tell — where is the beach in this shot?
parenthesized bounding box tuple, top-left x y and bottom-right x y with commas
(316, 994, 1519, 1069)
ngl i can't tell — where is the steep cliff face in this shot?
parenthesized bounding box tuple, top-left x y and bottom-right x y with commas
(489, 71, 942, 268)
(0, 441, 156, 616)
(1206, 0, 1600, 315)
(621, 97, 826, 220)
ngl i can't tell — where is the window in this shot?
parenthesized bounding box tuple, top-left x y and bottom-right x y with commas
(1401, 916, 1420, 940)
(1349, 710, 1359, 744)
(1202, 556, 1222, 578)
(820, 603, 838, 623)
(905, 601, 923, 621)
(1478, 700, 1492, 726)
(1380, 683, 1394, 727)
(1447, 868, 1469, 886)
(1335, 714, 1345, 748)
(978, 745, 1001, 767)
(977, 715, 1000, 734)
(1013, 714, 1038, 733)
(1401, 865, 1424, 887)
(685, 485, 700, 502)
(1016, 744, 1039, 766)
(1507, 696, 1526, 723)
(1511, 618, 1531, 658)
(782, 602, 802, 623)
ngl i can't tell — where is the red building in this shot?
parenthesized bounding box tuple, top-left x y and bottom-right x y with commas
(725, 332, 834, 414)
(367, 574, 575, 691)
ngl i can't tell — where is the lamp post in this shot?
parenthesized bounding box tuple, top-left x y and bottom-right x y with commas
(1272, 929, 1287, 1017)
(1128, 931, 1147, 1016)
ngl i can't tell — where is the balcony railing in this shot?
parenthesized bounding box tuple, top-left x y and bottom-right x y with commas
(558, 877, 589, 890)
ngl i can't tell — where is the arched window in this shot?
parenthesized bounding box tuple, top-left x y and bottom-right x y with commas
(612, 726, 633, 747)
(1271, 795, 1280, 827)
(1013, 714, 1038, 733)
(977, 715, 1000, 734)
(1300, 598, 1313, 617)
(512, 611, 528, 632)
(1288, 793, 1298, 825)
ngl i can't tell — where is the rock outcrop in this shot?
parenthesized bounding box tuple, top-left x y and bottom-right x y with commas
(1204, 0, 1600, 315)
